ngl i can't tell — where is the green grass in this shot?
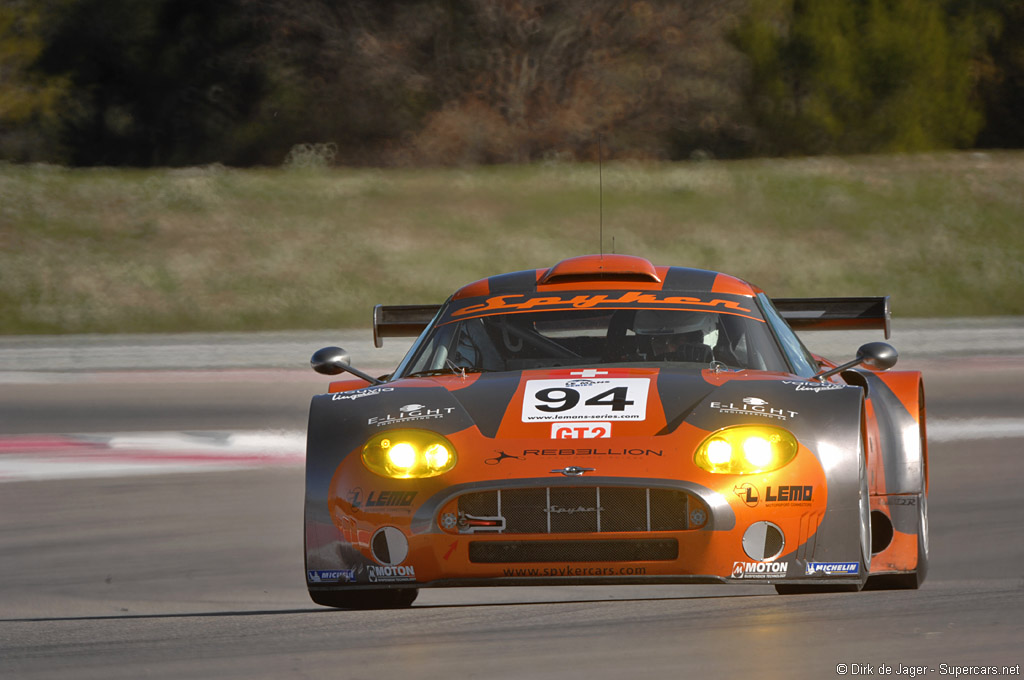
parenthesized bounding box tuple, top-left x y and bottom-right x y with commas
(2, 152, 1023, 335)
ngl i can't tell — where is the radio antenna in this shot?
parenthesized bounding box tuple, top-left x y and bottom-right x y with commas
(599, 134, 604, 257)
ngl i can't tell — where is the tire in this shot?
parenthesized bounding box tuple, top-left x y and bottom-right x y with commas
(310, 588, 419, 610)
(776, 431, 870, 595)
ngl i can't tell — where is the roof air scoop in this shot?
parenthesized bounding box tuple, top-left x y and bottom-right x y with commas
(539, 254, 662, 285)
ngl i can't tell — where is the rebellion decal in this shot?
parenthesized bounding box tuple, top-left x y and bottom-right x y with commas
(486, 447, 662, 464)
(551, 422, 613, 439)
(368, 404, 457, 427)
(522, 448, 663, 457)
(485, 451, 525, 465)
(331, 387, 395, 401)
(307, 569, 355, 583)
(710, 396, 799, 421)
(522, 379, 649, 422)
(450, 292, 755, 319)
(731, 561, 789, 579)
(806, 561, 859, 576)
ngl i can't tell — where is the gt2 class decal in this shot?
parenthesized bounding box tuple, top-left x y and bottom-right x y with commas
(522, 379, 650, 422)
(551, 422, 612, 439)
(710, 396, 798, 421)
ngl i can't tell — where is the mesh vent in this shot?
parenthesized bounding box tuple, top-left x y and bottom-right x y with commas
(469, 539, 679, 563)
(454, 486, 697, 534)
(548, 487, 599, 533)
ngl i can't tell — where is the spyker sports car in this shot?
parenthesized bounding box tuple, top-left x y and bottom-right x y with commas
(304, 254, 928, 609)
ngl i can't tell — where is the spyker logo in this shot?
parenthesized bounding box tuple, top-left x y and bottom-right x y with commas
(550, 466, 595, 477)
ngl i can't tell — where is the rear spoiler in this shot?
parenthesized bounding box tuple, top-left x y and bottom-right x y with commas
(773, 296, 890, 338)
(371, 295, 891, 346)
(373, 304, 441, 348)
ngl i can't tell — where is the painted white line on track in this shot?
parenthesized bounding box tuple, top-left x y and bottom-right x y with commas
(927, 417, 1024, 442)
(0, 431, 306, 483)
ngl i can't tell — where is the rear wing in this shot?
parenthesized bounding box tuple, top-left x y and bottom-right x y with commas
(371, 296, 891, 346)
(372, 304, 441, 348)
(773, 296, 890, 338)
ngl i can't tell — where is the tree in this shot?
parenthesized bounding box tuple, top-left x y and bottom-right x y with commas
(243, 0, 750, 165)
(34, 0, 268, 166)
(972, 0, 1024, 148)
(0, 0, 74, 161)
(732, 0, 983, 155)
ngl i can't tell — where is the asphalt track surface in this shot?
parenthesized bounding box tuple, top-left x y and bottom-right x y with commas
(1, 326, 1023, 679)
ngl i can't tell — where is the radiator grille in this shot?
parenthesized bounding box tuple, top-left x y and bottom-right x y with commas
(469, 538, 679, 563)
(453, 486, 697, 534)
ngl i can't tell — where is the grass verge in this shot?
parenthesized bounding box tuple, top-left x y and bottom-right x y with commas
(2, 152, 1022, 334)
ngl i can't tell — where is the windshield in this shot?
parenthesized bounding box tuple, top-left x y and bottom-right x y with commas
(399, 294, 789, 377)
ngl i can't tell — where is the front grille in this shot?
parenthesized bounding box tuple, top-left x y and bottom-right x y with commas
(469, 538, 679, 563)
(453, 486, 697, 534)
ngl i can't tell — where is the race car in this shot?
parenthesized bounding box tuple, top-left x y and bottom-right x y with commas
(304, 254, 928, 608)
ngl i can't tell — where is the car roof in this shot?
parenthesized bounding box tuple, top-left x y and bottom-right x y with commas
(451, 254, 762, 300)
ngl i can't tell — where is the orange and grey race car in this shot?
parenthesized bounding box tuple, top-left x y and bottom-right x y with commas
(303, 254, 928, 608)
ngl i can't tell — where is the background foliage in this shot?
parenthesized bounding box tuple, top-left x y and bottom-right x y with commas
(1, 0, 1021, 166)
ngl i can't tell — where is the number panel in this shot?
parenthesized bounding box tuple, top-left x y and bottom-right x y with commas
(521, 379, 650, 422)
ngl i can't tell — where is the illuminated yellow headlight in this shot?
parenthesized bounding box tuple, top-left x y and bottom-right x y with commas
(694, 425, 798, 474)
(362, 429, 458, 479)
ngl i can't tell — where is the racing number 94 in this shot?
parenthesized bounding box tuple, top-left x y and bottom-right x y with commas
(535, 387, 633, 412)
(521, 379, 650, 422)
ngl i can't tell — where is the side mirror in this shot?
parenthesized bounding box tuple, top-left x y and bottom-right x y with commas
(311, 346, 351, 375)
(858, 341, 899, 371)
(310, 346, 384, 385)
(814, 341, 898, 382)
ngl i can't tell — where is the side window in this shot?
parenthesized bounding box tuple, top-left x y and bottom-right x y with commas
(757, 294, 819, 377)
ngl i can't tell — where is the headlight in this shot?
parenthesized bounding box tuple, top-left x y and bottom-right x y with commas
(362, 429, 457, 479)
(694, 425, 798, 474)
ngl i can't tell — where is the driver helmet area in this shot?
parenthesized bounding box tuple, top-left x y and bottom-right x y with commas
(631, 310, 719, 362)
